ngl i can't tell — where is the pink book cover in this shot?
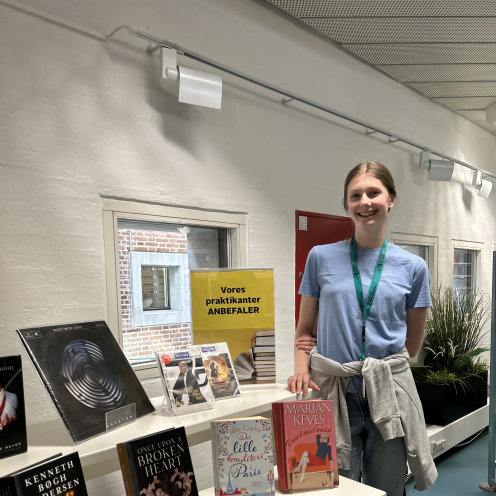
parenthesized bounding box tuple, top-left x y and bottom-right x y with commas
(273, 400, 339, 491)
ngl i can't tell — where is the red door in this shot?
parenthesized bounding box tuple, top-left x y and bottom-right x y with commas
(295, 211, 355, 326)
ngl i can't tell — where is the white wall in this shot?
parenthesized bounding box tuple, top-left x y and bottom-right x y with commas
(1, 0, 496, 493)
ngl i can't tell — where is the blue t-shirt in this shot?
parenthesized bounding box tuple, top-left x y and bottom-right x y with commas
(299, 240, 432, 393)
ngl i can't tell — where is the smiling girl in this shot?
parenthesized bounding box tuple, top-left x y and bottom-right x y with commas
(288, 161, 437, 496)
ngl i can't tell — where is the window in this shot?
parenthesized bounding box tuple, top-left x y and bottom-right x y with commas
(396, 244, 431, 268)
(453, 248, 478, 292)
(390, 232, 437, 286)
(103, 200, 246, 380)
(142, 266, 170, 311)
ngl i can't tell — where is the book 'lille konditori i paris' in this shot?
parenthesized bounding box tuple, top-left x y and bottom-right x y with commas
(211, 417, 274, 496)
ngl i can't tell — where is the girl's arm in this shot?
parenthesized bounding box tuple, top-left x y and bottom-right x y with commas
(287, 295, 320, 396)
(405, 307, 428, 358)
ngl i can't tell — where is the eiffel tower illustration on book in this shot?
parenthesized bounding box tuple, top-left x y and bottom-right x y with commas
(227, 473, 234, 494)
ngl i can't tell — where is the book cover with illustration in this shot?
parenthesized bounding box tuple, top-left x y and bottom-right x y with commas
(16, 321, 155, 444)
(117, 426, 198, 496)
(272, 400, 338, 491)
(211, 418, 274, 496)
(0, 451, 88, 496)
(155, 347, 214, 415)
(199, 343, 241, 399)
(0, 356, 27, 460)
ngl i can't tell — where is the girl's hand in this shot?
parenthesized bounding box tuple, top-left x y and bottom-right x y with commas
(295, 336, 317, 355)
(287, 372, 320, 397)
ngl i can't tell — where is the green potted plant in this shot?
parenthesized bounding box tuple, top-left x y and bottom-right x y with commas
(411, 286, 490, 426)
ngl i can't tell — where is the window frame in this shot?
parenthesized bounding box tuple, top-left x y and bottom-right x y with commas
(389, 232, 438, 286)
(451, 240, 483, 292)
(102, 199, 247, 380)
(389, 233, 438, 365)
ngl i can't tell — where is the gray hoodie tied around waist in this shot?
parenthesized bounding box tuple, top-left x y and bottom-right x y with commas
(309, 346, 437, 491)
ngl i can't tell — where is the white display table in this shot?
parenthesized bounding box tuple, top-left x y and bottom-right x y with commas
(1, 386, 294, 481)
(199, 468, 386, 496)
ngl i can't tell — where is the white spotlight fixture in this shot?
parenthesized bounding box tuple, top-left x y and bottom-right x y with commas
(486, 102, 496, 125)
(125, 28, 222, 109)
(160, 47, 222, 109)
(472, 170, 493, 198)
(419, 151, 454, 182)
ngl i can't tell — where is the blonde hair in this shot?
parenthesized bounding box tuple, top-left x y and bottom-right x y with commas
(343, 161, 397, 212)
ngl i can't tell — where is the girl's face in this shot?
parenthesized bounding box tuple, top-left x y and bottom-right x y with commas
(346, 173, 394, 230)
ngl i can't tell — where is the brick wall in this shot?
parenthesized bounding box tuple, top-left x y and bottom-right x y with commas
(118, 228, 192, 358)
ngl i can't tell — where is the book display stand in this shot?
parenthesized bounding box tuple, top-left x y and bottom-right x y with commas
(199, 343, 242, 400)
(155, 347, 216, 417)
(16, 321, 155, 444)
(105, 403, 136, 432)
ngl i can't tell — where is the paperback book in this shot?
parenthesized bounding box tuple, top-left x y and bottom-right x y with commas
(117, 426, 198, 496)
(211, 418, 274, 496)
(250, 331, 275, 348)
(0, 451, 88, 496)
(199, 343, 241, 399)
(16, 321, 155, 444)
(232, 353, 254, 381)
(272, 400, 338, 491)
(0, 356, 27, 460)
(155, 347, 215, 415)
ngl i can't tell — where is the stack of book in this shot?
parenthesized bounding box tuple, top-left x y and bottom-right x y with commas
(249, 330, 275, 382)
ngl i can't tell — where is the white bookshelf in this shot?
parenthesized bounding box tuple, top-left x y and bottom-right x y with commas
(199, 467, 386, 496)
(1, 386, 294, 481)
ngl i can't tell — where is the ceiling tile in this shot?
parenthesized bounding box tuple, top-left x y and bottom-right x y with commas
(377, 65, 496, 83)
(343, 44, 496, 65)
(265, 0, 496, 133)
(267, 0, 496, 18)
(434, 96, 496, 110)
(303, 18, 496, 44)
(407, 82, 496, 97)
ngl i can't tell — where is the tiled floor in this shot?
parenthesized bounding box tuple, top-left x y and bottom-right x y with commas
(406, 427, 489, 495)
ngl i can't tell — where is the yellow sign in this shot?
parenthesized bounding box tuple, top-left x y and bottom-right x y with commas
(190, 269, 275, 362)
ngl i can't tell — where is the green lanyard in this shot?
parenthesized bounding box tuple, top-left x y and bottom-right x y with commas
(350, 235, 389, 361)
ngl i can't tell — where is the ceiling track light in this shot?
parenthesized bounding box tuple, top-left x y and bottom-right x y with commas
(105, 25, 495, 182)
(419, 151, 454, 182)
(160, 47, 222, 109)
(126, 27, 222, 109)
(472, 171, 493, 198)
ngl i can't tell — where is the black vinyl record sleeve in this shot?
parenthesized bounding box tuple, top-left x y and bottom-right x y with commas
(0, 356, 27, 460)
(0, 451, 88, 496)
(119, 426, 198, 496)
(16, 321, 155, 443)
